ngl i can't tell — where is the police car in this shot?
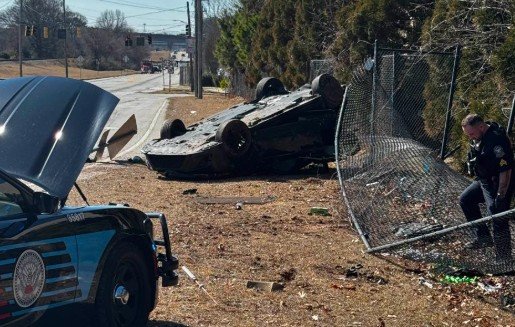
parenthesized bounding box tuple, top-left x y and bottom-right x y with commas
(0, 76, 179, 326)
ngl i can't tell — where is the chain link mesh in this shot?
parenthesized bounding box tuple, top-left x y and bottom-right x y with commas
(335, 48, 515, 275)
(310, 59, 335, 83)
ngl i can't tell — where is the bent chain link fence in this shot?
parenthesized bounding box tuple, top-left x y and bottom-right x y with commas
(335, 45, 515, 276)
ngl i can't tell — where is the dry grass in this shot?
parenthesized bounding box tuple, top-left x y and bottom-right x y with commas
(66, 94, 515, 326)
(0, 59, 138, 79)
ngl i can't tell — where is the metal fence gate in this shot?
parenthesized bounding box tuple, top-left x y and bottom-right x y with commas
(335, 43, 515, 275)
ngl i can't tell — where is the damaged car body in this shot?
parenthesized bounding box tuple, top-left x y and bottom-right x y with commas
(0, 76, 178, 327)
(142, 74, 344, 178)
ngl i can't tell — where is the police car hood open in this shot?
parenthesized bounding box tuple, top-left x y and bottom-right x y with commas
(0, 76, 119, 199)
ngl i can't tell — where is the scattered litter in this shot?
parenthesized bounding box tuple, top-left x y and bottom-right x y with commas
(298, 291, 306, 298)
(196, 196, 275, 204)
(181, 266, 218, 305)
(365, 181, 379, 187)
(182, 188, 197, 195)
(418, 277, 433, 289)
(309, 207, 331, 216)
(332, 283, 356, 290)
(345, 264, 363, 278)
(235, 202, 243, 210)
(477, 282, 501, 293)
(441, 275, 478, 284)
(190, 110, 197, 114)
(246, 280, 284, 292)
(500, 294, 515, 306)
(311, 315, 319, 321)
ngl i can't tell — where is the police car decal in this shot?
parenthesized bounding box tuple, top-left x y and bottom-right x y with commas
(494, 145, 505, 158)
(13, 250, 45, 308)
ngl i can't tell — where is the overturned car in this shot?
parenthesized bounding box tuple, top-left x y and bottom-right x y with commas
(142, 74, 344, 178)
(0, 76, 178, 326)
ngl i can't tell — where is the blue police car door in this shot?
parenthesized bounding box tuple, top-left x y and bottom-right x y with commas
(0, 174, 78, 324)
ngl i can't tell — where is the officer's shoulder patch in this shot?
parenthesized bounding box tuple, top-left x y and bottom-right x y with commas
(500, 159, 508, 167)
(494, 145, 505, 158)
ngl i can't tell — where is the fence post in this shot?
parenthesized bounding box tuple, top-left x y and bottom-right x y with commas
(439, 44, 461, 160)
(370, 40, 378, 163)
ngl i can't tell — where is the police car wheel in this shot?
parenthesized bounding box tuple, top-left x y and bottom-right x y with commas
(95, 242, 151, 327)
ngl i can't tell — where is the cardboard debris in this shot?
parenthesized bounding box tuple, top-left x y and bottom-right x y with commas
(246, 280, 284, 292)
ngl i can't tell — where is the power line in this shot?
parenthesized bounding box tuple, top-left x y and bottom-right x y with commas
(125, 7, 185, 19)
(99, 0, 185, 12)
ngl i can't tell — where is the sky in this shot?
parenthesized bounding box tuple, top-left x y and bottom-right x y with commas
(65, 0, 192, 34)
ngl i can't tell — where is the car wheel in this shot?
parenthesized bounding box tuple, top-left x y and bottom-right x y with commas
(255, 77, 287, 101)
(311, 74, 344, 109)
(215, 119, 252, 158)
(160, 119, 187, 139)
(95, 242, 152, 327)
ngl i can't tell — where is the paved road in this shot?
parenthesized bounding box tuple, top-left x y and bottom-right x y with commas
(88, 70, 182, 160)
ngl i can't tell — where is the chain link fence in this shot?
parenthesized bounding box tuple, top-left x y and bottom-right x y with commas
(309, 59, 335, 83)
(335, 45, 515, 275)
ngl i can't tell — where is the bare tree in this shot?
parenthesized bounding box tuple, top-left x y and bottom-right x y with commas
(96, 9, 128, 34)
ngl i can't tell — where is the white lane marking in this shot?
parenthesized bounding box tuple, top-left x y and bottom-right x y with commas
(115, 97, 170, 158)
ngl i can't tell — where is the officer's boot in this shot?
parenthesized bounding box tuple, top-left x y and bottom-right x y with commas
(465, 225, 494, 249)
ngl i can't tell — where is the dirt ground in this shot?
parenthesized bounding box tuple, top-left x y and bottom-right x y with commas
(69, 94, 515, 326)
(0, 59, 137, 79)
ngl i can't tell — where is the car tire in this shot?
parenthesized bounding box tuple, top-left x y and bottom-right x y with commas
(160, 119, 187, 139)
(255, 77, 287, 101)
(311, 74, 344, 109)
(95, 242, 152, 327)
(215, 119, 252, 158)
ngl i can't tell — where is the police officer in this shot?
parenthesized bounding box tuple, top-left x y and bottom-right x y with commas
(459, 114, 514, 261)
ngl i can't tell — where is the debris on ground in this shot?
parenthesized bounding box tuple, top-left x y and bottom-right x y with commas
(309, 207, 331, 216)
(441, 275, 478, 284)
(182, 188, 198, 195)
(246, 280, 284, 292)
(418, 277, 434, 289)
(195, 196, 275, 204)
(181, 266, 218, 305)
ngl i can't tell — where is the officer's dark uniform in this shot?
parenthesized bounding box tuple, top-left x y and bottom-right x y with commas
(459, 122, 514, 260)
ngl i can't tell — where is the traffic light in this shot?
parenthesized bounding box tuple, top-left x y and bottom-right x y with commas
(185, 24, 190, 36)
(147, 34, 152, 45)
(125, 35, 132, 47)
(24, 25, 34, 36)
(43, 26, 49, 38)
(32, 26, 37, 36)
(136, 36, 144, 46)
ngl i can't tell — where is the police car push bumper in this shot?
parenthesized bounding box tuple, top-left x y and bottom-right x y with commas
(146, 213, 179, 286)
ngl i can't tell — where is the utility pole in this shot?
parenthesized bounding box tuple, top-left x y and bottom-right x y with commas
(63, 0, 68, 77)
(18, 0, 23, 77)
(195, 0, 203, 99)
(187, 2, 193, 92)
